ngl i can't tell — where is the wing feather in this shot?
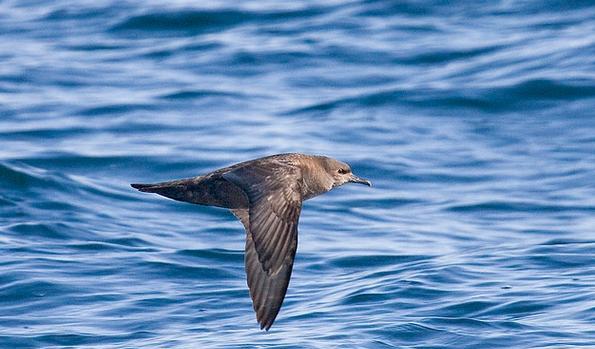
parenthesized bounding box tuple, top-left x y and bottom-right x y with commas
(224, 161, 302, 330)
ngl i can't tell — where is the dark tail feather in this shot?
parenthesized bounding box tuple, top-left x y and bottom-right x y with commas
(130, 178, 198, 201)
(131, 183, 157, 192)
(131, 175, 248, 209)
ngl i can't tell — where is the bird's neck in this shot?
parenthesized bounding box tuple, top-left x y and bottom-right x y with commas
(298, 157, 334, 200)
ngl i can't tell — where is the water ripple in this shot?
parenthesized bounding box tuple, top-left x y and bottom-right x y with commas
(2, 1, 595, 348)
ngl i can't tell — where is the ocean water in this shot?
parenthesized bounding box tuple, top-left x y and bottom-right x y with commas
(1, 1, 595, 348)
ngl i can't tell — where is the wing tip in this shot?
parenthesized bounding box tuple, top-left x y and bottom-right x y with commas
(255, 302, 280, 331)
(259, 317, 275, 331)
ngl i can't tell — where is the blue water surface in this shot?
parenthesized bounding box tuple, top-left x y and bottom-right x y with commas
(1, 1, 595, 348)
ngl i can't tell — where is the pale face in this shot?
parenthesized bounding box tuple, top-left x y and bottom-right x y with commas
(324, 158, 371, 188)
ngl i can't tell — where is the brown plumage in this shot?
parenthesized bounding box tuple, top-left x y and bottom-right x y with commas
(131, 153, 371, 330)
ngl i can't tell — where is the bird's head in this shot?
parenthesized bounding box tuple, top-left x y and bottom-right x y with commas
(323, 158, 372, 188)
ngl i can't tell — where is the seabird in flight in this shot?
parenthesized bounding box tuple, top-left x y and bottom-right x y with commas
(131, 153, 371, 330)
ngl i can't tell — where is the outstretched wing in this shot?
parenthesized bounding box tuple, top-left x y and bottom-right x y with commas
(224, 161, 302, 330)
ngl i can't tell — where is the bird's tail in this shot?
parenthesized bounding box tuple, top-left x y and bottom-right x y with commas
(131, 178, 197, 202)
(130, 183, 157, 192)
(131, 175, 247, 209)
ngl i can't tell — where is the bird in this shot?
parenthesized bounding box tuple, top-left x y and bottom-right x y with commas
(131, 153, 371, 330)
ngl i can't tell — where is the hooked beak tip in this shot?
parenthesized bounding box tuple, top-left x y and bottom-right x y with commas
(350, 175, 372, 187)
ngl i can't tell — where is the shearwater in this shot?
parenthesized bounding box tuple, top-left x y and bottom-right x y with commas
(131, 153, 371, 330)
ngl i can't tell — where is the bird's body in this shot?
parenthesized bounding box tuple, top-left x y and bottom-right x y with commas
(131, 153, 371, 330)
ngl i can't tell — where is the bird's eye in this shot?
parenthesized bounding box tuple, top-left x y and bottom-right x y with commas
(338, 168, 349, 174)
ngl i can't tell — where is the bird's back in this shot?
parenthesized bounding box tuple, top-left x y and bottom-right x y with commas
(130, 153, 308, 209)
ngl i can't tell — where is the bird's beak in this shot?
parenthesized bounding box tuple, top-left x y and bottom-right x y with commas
(349, 174, 372, 186)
